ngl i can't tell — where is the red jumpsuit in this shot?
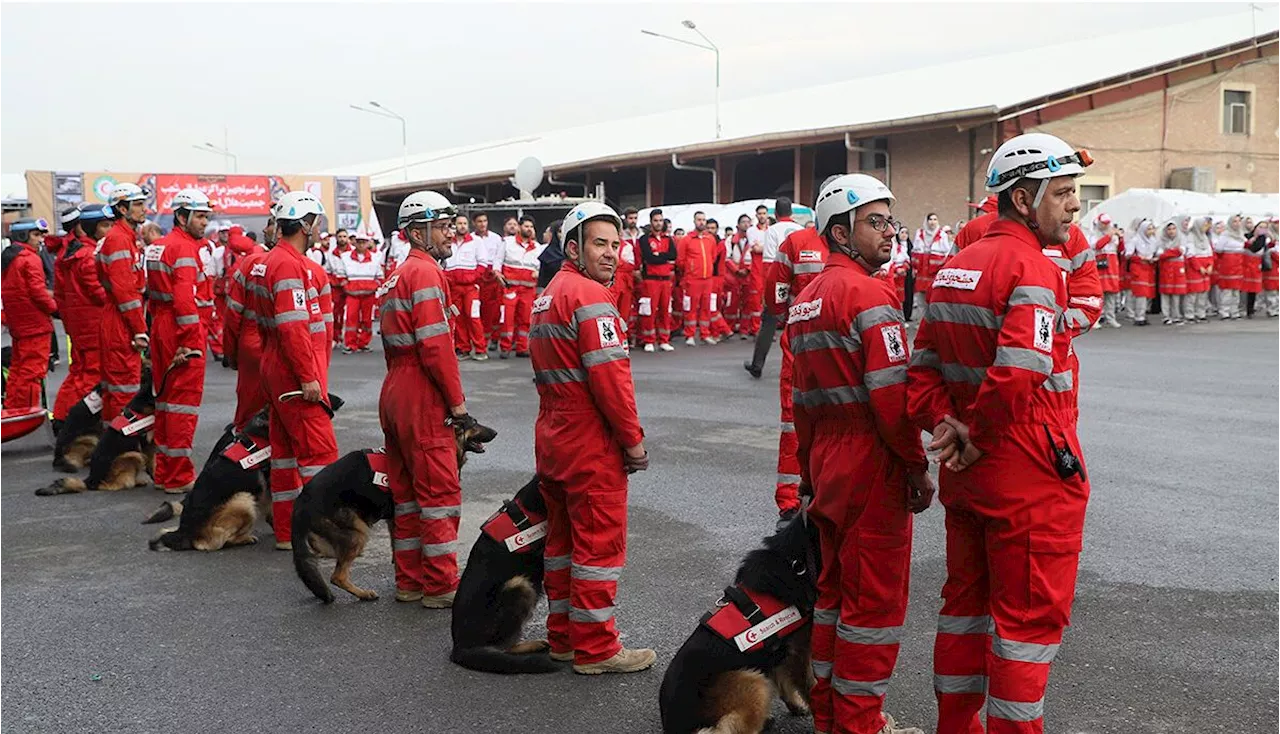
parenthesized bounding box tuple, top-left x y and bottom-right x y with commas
(2, 242, 58, 409)
(790, 252, 925, 734)
(763, 228, 828, 515)
(709, 240, 734, 338)
(378, 249, 466, 596)
(1157, 243, 1187, 296)
(908, 219, 1088, 734)
(531, 261, 644, 664)
(223, 250, 268, 431)
(218, 227, 256, 329)
(609, 231, 639, 329)
(637, 232, 678, 346)
(724, 231, 753, 333)
(678, 231, 719, 340)
(96, 218, 147, 420)
(328, 242, 351, 343)
(340, 250, 380, 350)
(498, 235, 541, 354)
(146, 227, 207, 491)
(52, 235, 106, 420)
(472, 231, 505, 346)
(1092, 233, 1121, 294)
(197, 242, 222, 358)
(244, 243, 337, 542)
(445, 235, 485, 354)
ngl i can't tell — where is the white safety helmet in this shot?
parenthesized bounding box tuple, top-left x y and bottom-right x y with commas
(397, 190, 456, 229)
(271, 191, 325, 222)
(170, 188, 214, 214)
(108, 182, 149, 206)
(813, 173, 895, 233)
(560, 201, 622, 247)
(984, 132, 1093, 208)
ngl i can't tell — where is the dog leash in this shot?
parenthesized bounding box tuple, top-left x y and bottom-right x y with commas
(153, 352, 202, 398)
(278, 391, 335, 418)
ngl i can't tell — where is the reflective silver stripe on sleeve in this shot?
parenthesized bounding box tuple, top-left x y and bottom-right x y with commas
(1042, 371, 1074, 392)
(227, 296, 245, 314)
(117, 299, 143, 312)
(909, 347, 940, 369)
(1007, 285, 1058, 310)
(323, 313, 333, 323)
(941, 363, 987, 385)
(422, 542, 455, 557)
(993, 346, 1053, 376)
(383, 333, 414, 347)
(1070, 247, 1095, 270)
(779, 421, 795, 433)
(855, 304, 904, 333)
(534, 368, 588, 385)
(774, 250, 793, 268)
(568, 605, 615, 623)
(155, 445, 192, 457)
(270, 458, 298, 470)
(106, 382, 141, 393)
(381, 297, 413, 312)
(420, 505, 461, 520)
(415, 322, 451, 340)
(934, 674, 988, 694)
(319, 284, 331, 296)
(308, 322, 326, 334)
(836, 623, 903, 646)
(273, 489, 302, 502)
(793, 384, 869, 407)
(992, 635, 1059, 664)
(776, 473, 801, 487)
(299, 465, 324, 479)
(571, 564, 624, 582)
(544, 554, 571, 571)
(273, 278, 305, 293)
(412, 286, 444, 304)
(156, 401, 200, 415)
(812, 660, 833, 680)
(987, 696, 1044, 722)
(790, 329, 859, 354)
(529, 322, 577, 340)
(173, 257, 199, 268)
(100, 250, 133, 263)
(863, 364, 907, 391)
(582, 346, 629, 368)
(573, 302, 620, 326)
(274, 311, 309, 324)
(547, 598, 570, 614)
(937, 614, 993, 635)
(195, 298, 216, 308)
(392, 537, 421, 551)
(926, 302, 1002, 330)
(175, 315, 200, 326)
(147, 261, 173, 275)
(147, 291, 175, 302)
(832, 675, 891, 698)
(394, 501, 419, 517)
(1063, 308, 1093, 329)
(813, 607, 838, 626)
(793, 262, 824, 274)
(247, 283, 271, 299)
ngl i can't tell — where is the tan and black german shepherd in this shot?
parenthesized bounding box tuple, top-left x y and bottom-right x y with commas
(292, 416, 498, 603)
(51, 384, 108, 472)
(36, 363, 157, 495)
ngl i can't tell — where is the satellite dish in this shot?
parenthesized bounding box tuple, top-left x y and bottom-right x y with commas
(514, 157, 544, 197)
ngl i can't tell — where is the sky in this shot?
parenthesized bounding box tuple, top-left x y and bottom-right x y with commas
(1, 1, 1274, 186)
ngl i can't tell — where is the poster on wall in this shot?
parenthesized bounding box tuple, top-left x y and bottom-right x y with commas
(153, 174, 289, 215)
(54, 172, 83, 208)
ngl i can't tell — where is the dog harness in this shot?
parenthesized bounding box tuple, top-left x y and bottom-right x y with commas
(481, 498, 547, 554)
(702, 585, 806, 653)
(108, 408, 155, 437)
(221, 433, 271, 470)
(365, 449, 390, 490)
(82, 389, 104, 415)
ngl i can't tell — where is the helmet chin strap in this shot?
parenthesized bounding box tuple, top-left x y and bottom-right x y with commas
(1030, 178, 1050, 211)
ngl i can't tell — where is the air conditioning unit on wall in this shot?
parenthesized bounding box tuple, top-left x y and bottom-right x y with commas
(1167, 167, 1216, 193)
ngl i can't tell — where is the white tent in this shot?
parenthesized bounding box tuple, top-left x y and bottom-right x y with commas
(1213, 192, 1279, 221)
(1084, 189, 1280, 232)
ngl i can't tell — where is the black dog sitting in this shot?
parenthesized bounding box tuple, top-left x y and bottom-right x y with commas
(450, 476, 560, 674)
(659, 512, 822, 734)
(51, 384, 107, 472)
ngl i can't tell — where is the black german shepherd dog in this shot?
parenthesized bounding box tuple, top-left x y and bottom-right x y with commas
(659, 513, 822, 734)
(292, 418, 498, 603)
(36, 364, 157, 496)
(450, 475, 560, 675)
(52, 384, 107, 472)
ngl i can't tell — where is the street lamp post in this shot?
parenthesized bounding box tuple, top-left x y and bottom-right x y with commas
(641, 20, 720, 139)
(351, 101, 409, 182)
(191, 141, 238, 173)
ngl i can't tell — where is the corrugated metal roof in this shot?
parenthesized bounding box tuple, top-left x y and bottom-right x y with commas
(319, 12, 1276, 192)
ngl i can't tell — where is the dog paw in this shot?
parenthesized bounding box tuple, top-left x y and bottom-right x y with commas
(135, 473, 154, 487)
(356, 590, 379, 601)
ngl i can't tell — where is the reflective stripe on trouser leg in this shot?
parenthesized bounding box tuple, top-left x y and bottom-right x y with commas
(200, 305, 222, 354)
(415, 438, 462, 595)
(513, 286, 534, 353)
(153, 339, 204, 490)
(809, 600, 839, 734)
(344, 296, 365, 350)
(639, 280, 672, 345)
(775, 342, 801, 513)
(269, 399, 338, 543)
(100, 307, 141, 421)
(386, 439, 425, 592)
(566, 481, 627, 665)
(4, 336, 50, 410)
(935, 507, 992, 734)
(541, 478, 573, 656)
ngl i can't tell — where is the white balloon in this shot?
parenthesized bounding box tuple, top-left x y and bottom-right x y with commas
(514, 157, 544, 194)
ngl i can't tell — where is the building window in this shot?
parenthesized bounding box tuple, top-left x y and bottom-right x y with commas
(857, 137, 888, 170)
(1222, 89, 1251, 135)
(1080, 184, 1109, 216)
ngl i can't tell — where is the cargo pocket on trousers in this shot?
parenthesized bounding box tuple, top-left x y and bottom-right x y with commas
(853, 532, 910, 614)
(1026, 532, 1083, 627)
(584, 490, 629, 560)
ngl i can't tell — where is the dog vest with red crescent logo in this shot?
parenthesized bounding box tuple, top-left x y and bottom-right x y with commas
(481, 498, 547, 554)
(108, 409, 155, 437)
(365, 449, 390, 491)
(702, 585, 806, 653)
(221, 434, 271, 470)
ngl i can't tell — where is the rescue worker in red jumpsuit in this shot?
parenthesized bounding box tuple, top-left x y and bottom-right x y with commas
(637, 209, 678, 352)
(678, 211, 721, 346)
(147, 189, 213, 494)
(223, 229, 270, 432)
(378, 191, 475, 607)
(791, 175, 933, 734)
(51, 206, 110, 428)
(326, 228, 352, 346)
(496, 215, 543, 358)
(907, 133, 1093, 734)
(244, 192, 337, 549)
(338, 230, 381, 353)
(610, 208, 641, 334)
(96, 183, 151, 420)
(2, 218, 58, 411)
(197, 234, 223, 360)
(531, 202, 654, 675)
(763, 224, 829, 520)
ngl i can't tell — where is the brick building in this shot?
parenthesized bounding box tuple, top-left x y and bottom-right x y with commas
(325, 15, 1278, 231)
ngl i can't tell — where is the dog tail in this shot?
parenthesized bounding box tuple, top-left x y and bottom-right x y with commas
(291, 500, 334, 604)
(142, 500, 182, 524)
(449, 646, 562, 675)
(35, 477, 86, 496)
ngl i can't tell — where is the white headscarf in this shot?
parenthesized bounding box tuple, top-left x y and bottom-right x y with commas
(1186, 216, 1213, 257)
(1157, 218, 1182, 257)
(1130, 218, 1160, 259)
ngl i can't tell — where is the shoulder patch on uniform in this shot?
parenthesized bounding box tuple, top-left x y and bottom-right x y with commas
(774, 282, 790, 305)
(881, 324, 908, 363)
(292, 288, 307, 311)
(1033, 308, 1054, 353)
(532, 295, 552, 314)
(933, 268, 982, 290)
(145, 244, 164, 262)
(375, 274, 399, 298)
(310, 301, 320, 315)
(788, 298, 822, 323)
(798, 250, 822, 263)
(250, 262, 267, 278)
(597, 318, 622, 348)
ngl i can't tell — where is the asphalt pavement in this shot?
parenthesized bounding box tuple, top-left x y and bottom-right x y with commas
(2, 318, 1276, 733)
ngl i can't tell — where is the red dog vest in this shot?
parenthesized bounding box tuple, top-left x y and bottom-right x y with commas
(365, 449, 390, 490)
(702, 585, 806, 653)
(108, 410, 155, 437)
(481, 498, 547, 554)
(221, 434, 271, 470)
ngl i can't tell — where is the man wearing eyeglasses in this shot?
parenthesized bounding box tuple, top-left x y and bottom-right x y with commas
(2, 218, 58, 411)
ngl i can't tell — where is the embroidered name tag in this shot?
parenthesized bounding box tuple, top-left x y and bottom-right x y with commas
(933, 268, 983, 290)
(505, 521, 548, 552)
(733, 606, 803, 652)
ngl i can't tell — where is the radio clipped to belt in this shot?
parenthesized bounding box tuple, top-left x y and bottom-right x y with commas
(1043, 424, 1086, 482)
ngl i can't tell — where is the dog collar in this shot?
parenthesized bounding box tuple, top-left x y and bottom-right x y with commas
(365, 448, 390, 490)
(222, 434, 271, 470)
(108, 409, 155, 437)
(702, 585, 805, 653)
(481, 498, 547, 554)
